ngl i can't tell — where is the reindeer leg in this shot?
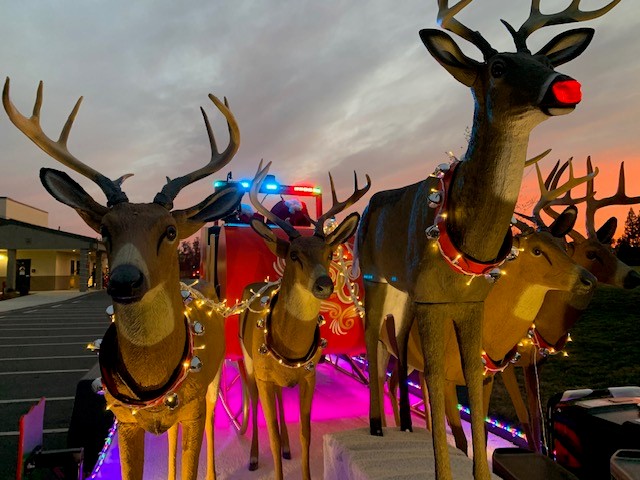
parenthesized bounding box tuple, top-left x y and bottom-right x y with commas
(524, 363, 545, 453)
(454, 302, 490, 480)
(483, 374, 494, 443)
(377, 342, 391, 428)
(246, 369, 260, 471)
(396, 308, 414, 432)
(416, 303, 452, 480)
(419, 373, 432, 431)
(167, 424, 178, 480)
(364, 281, 388, 436)
(257, 379, 283, 480)
(118, 422, 145, 480)
(205, 368, 222, 480)
(180, 413, 206, 480)
(299, 374, 317, 480)
(500, 365, 535, 450)
(444, 380, 468, 454)
(388, 366, 401, 426)
(276, 386, 291, 460)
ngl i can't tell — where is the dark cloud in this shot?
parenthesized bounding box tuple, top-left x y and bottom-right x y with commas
(1, 0, 638, 237)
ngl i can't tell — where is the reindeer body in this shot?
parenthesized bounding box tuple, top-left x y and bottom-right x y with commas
(381, 224, 597, 454)
(2, 79, 242, 480)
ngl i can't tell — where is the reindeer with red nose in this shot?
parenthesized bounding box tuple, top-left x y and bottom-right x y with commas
(2, 78, 243, 480)
(357, 1, 621, 478)
(239, 161, 369, 480)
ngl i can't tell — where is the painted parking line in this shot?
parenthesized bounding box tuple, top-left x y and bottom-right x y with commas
(0, 369, 89, 375)
(0, 355, 95, 362)
(0, 342, 87, 347)
(0, 335, 104, 339)
(0, 428, 68, 437)
(0, 396, 75, 404)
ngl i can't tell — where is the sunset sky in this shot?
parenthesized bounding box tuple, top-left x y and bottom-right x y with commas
(1, 1, 638, 240)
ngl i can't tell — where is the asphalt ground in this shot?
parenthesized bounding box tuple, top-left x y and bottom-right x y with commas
(0, 290, 111, 479)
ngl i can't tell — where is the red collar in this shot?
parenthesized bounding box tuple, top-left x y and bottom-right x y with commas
(99, 315, 194, 410)
(529, 326, 569, 356)
(434, 161, 513, 276)
(482, 344, 520, 374)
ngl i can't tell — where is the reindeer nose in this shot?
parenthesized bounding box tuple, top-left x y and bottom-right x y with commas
(108, 265, 147, 304)
(624, 270, 640, 289)
(313, 275, 334, 300)
(552, 79, 582, 104)
(578, 271, 596, 292)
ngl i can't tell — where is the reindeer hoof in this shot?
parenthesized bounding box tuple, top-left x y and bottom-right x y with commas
(370, 419, 383, 436)
(282, 450, 292, 460)
(249, 459, 258, 471)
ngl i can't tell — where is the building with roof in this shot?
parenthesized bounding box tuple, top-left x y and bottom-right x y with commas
(0, 197, 105, 293)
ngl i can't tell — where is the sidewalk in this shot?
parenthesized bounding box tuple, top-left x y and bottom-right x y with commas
(0, 289, 93, 312)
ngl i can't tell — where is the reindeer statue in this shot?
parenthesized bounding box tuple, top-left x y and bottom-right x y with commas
(500, 157, 640, 453)
(2, 78, 243, 480)
(239, 161, 369, 480)
(382, 159, 598, 454)
(357, 1, 620, 478)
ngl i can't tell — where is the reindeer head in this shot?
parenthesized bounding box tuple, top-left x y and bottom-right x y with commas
(249, 161, 370, 300)
(539, 156, 640, 290)
(420, 1, 620, 128)
(3, 79, 243, 306)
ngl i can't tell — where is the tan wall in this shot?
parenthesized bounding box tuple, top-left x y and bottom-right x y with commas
(13, 250, 82, 291)
(0, 250, 6, 277)
(0, 198, 48, 227)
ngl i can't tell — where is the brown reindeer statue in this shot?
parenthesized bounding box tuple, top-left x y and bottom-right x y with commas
(500, 157, 640, 453)
(356, 1, 620, 478)
(381, 164, 598, 454)
(2, 78, 243, 480)
(239, 161, 369, 480)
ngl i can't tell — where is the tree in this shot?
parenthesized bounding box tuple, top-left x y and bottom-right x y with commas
(615, 208, 640, 265)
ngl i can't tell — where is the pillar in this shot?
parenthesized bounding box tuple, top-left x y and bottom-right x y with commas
(79, 248, 89, 292)
(6, 249, 17, 291)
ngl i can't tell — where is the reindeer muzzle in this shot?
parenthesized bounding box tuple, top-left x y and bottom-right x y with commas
(541, 75, 582, 116)
(107, 264, 148, 304)
(576, 271, 597, 295)
(624, 270, 640, 289)
(312, 275, 334, 300)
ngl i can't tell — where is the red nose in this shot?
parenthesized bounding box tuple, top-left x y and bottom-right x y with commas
(552, 80, 582, 105)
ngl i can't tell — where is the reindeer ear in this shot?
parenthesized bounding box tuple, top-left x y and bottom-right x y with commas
(419, 29, 480, 87)
(250, 219, 289, 258)
(535, 28, 594, 67)
(39, 168, 107, 233)
(549, 206, 578, 238)
(596, 217, 617, 245)
(326, 213, 360, 248)
(172, 186, 243, 239)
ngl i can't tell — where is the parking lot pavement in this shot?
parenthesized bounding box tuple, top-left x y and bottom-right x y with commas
(0, 290, 111, 479)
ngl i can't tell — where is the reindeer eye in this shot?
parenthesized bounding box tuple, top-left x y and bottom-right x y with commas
(100, 226, 110, 242)
(491, 61, 506, 78)
(328, 253, 333, 262)
(290, 251, 299, 262)
(586, 251, 597, 260)
(166, 226, 177, 242)
(532, 248, 542, 256)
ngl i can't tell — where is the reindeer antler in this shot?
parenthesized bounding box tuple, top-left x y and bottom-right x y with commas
(155, 94, 240, 209)
(509, 0, 621, 52)
(584, 158, 640, 238)
(533, 157, 598, 229)
(436, 0, 497, 59)
(310, 171, 371, 237)
(249, 160, 301, 239)
(2, 78, 128, 206)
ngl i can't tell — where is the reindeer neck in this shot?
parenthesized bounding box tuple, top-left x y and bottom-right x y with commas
(483, 268, 549, 360)
(113, 283, 187, 389)
(448, 115, 530, 261)
(269, 282, 322, 360)
(534, 290, 594, 346)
